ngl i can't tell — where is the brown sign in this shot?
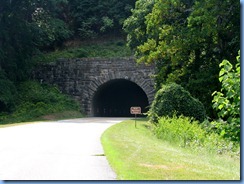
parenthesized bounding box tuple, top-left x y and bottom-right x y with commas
(130, 107, 141, 114)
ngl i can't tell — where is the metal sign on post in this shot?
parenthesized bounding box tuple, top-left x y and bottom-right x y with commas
(130, 107, 141, 128)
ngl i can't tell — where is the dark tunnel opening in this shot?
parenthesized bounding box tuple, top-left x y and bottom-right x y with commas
(92, 79, 149, 117)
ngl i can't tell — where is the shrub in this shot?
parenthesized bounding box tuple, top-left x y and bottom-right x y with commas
(17, 81, 80, 111)
(154, 115, 205, 147)
(212, 51, 240, 142)
(0, 81, 81, 123)
(154, 115, 239, 154)
(148, 83, 206, 123)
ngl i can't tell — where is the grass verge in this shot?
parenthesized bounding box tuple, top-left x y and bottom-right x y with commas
(101, 118, 240, 180)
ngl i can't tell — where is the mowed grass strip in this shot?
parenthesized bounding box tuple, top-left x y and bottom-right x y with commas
(101, 119, 240, 180)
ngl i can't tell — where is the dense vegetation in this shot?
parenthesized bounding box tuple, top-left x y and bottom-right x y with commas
(0, 0, 240, 148)
(149, 83, 206, 123)
(211, 52, 240, 142)
(34, 38, 132, 64)
(154, 116, 239, 155)
(0, 81, 82, 124)
(124, 0, 240, 118)
(102, 119, 240, 180)
(0, 0, 135, 122)
(0, 0, 240, 179)
(124, 0, 240, 145)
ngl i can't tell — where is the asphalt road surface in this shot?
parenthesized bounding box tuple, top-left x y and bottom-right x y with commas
(0, 118, 129, 180)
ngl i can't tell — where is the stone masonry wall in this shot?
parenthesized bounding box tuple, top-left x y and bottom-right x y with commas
(33, 57, 155, 116)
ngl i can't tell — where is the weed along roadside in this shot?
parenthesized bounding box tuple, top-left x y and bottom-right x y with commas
(101, 118, 240, 180)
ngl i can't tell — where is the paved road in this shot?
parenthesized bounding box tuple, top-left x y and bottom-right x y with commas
(0, 118, 129, 180)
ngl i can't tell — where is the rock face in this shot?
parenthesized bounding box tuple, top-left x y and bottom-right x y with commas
(33, 57, 155, 116)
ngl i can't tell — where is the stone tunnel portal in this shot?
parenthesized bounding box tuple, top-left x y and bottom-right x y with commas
(92, 79, 149, 117)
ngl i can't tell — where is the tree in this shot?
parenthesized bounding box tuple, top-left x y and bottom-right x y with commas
(212, 51, 240, 141)
(0, 0, 39, 81)
(32, 4, 73, 49)
(123, 0, 155, 52)
(69, 0, 136, 38)
(0, 0, 138, 115)
(0, 0, 75, 80)
(0, 0, 73, 113)
(123, 0, 240, 117)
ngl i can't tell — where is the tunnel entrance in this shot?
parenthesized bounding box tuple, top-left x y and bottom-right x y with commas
(92, 79, 149, 117)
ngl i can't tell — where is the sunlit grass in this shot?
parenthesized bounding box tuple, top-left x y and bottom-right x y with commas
(101, 119, 240, 180)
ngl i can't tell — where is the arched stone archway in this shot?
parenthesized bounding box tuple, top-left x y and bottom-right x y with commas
(33, 57, 155, 116)
(92, 79, 149, 117)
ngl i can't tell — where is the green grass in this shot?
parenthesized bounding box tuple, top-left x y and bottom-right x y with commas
(154, 115, 240, 156)
(101, 119, 240, 180)
(33, 38, 133, 63)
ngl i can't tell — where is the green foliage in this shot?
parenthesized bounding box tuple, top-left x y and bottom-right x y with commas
(149, 83, 206, 123)
(123, 0, 155, 50)
(100, 16, 114, 33)
(0, 0, 135, 116)
(0, 81, 81, 124)
(0, 0, 134, 80)
(33, 39, 132, 63)
(102, 119, 240, 179)
(34, 16, 73, 49)
(0, 1, 39, 81)
(0, 71, 17, 112)
(154, 115, 239, 155)
(78, 17, 99, 39)
(212, 52, 240, 142)
(124, 0, 240, 117)
(69, 0, 136, 38)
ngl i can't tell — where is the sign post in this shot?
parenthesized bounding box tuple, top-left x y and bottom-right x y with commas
(130, 107, 141, 128)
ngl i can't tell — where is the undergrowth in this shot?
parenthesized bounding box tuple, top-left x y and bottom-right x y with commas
(33, 39, 133, 63)
(102, 119, 240, 180)
(154, 115, 239, 157)
(0, 81, 83, 124)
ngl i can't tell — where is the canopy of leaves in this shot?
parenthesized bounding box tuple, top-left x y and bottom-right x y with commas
(0, 0, 135, 114)
(124, 0, 240, 117)
(67, 0, 135, 38)
(0, 0, 135, 79)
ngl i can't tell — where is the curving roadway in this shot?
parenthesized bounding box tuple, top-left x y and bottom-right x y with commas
(0, 118, 129, 180)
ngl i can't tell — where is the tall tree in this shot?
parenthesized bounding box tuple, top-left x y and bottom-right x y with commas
(0, 0, 38, 81)
(0, 0, 73, 80)
(124, 0, 240, 117)
(0, 0, 72, 112)
(69, 0, 136, 38)
(0, 0, 38, 111)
